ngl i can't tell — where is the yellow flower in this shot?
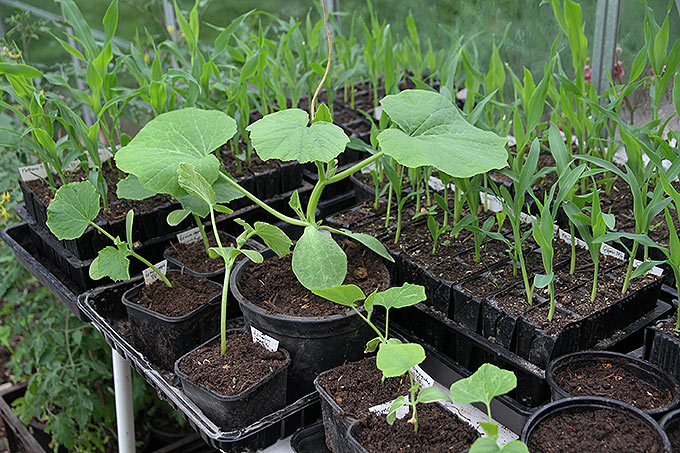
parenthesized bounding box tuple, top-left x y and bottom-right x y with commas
(1, 206, 8, 219)
(39, 89, 44, 95)
(144, 53, 150, 64)
(166, 25, 175, 34)
(179, 33, 185, 39)
(16, 105, 22, 111)
(1, 192, 9, 202)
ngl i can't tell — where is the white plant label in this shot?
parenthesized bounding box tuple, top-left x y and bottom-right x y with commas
(558, 229, 587, 249)
(360, 162, 376, 174)
(374, 105, 383, 120)
(369, 397, 409, 419)
(601, 243, 625, 261)
(480, 193, 504, 213)
(519, 211, 536, 225)
(19, 163, 47, 182)
(177, 227, 203, 245)
(507, 135, 517, 147)
(250, 326, 279, 352)
(633, 259, 664, 277)
(428, 176, 445, 191)
(411, 365, 434, 387)
(143, 260, 167, 286)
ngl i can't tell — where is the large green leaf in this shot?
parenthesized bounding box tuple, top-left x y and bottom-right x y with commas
(47, 182, 100, 240)
(292, 227, 347, 290)
(377, 90, 507, 177)
(116, 175, 155, 201)
(365, 283, 426, 312)
(376, 342, 425, 378)
(312, 284, 366, 307)
(177, 162, 215, 206)
(246, 109, 349, 163)
(115, 108, 236, 198)
(449, 363, 517, 406)
(89, 246, 130, 281)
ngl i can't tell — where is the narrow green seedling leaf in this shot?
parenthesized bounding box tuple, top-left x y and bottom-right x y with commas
(47, 181, 100, 240)
(386, 396, 408, 425)
(365, 337, 381, 353)
(167, 209, 190, 226)
(329, 228, 394, 262)
(533, 273, 554, 289)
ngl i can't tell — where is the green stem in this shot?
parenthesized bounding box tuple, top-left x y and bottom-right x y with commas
(129, 250, 172, 287)
(352, 307, 385, 342)
(622, 241, 639, 295)
(569, 221, 576, 275)
(219, 172, 307, 227)
(591, 259, 599, 303)
(408, 370, 418, 433)
(547, 281, 555, 322)
(385, 185, 393, 228)
(514, 225, 532, 304)
(326, 151, 385, 185)
(193, 214, 211, 253)
(676, 279, 680, 331)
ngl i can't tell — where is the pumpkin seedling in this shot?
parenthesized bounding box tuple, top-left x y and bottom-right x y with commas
(46, 181, 171, 286)
(449, 363, 528, 452)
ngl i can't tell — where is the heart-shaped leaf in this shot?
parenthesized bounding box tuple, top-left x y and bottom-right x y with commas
(47, 181, 100, 240)
(449, 363, 517, 406)
(377, 90, 508, 177)
(246, 109, 349, 163)
(292, 227, 347, 290)
(368, 283, 426, 311)
(115, 108, 236, 198)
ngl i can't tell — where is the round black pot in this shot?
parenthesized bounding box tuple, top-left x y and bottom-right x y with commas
(230, 250, 385, 401)
(520, 397, 671, 452)
(546, 351, 680, 418)
(660, 408, 680, 450)
(121, 270, 221, 370)
(174, 330, 290, 431)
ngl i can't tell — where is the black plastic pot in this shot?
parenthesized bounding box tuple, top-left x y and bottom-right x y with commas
(644, 320, 680, 384)
(660, 408, 680, 450)
(291, 422, 331, 453)
(349, 173, 374, 204)
(121, 271, 221, 370)
(480, 287, 528, 350)
(520, 397, 671, 452)
(175, 330, 290, 431)
(78, 279, 322, 451)
(231, 250, 386, 401)
(546, 351, 680, 417)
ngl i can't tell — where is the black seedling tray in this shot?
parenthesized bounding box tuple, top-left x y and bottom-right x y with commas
(291, 422, 331, 453)
(78, 280, 321, 451)
(1, 221, 87, 321)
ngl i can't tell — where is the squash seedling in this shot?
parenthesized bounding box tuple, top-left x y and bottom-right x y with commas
(448, 363, 528, 453)
(313, 283, 445, 432)
(46, 181, 171, 286)
(176, 163, 292, 354)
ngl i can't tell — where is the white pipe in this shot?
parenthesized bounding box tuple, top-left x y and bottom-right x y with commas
(113, 350, 136, 453)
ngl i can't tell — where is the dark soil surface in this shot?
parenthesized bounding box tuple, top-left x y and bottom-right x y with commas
(317, 357, 411, 420)
(553, 360, 673, 411)
(219, 143, 281, 178)
(130, 272, 220, 317)
(177, 330, 287, 396)
(657, 320, 680, 337)
(238, 240, 390, 317)
(164, 231, 234, 274)
(527, 407, 666, 452)
(525, 304, 578, 337)
(490, 289, 538, 316)
(351, 403, 479, 453)
(25, 164, 173, 222)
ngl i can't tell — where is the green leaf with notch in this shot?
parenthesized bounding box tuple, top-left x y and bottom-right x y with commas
(246, 109, 349, 163)
(115, 108, 236, 197)
(377, 90, 507, 177)
(369, 283, 426, 310)
(449, 363, 517, 406)
(47, 182, 100, 240)
(292, 227, 347, 289)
